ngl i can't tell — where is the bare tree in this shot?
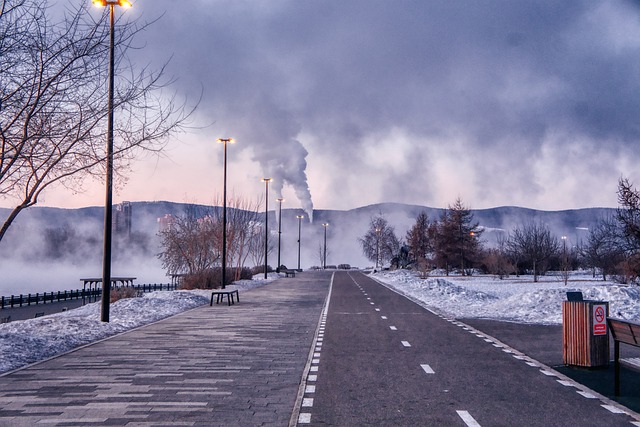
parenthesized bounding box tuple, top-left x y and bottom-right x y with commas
(507, 222, 559, 282)
(0, 0, 195, 243)
(359, 215, 400, 268)
(157, 207, 219, 277)
(579, 216, 624, 281)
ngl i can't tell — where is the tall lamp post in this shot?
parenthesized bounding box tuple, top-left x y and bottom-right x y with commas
(322, 223, 329, 269)
(217, 138, 235, 289)
(92, 0, 132, 323)
(562, 235, 568, 286)
(296, 215, 304, 271)
(276, 198, 284, 272)
(262, 178, 272, 279)
(375, 228, 381, 270)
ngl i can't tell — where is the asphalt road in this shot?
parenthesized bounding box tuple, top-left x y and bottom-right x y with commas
(302, 271, 639, 426)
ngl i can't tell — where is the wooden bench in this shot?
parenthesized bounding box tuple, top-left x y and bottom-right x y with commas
(210, 290, 239, 306)
(607, 317, 640, 396)
(283, 269, 296, 278)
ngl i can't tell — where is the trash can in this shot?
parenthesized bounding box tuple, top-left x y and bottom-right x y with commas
(562, 292, 609, 368)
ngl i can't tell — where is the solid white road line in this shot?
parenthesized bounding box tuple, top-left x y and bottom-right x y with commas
(421, 364, 435, 374)
(456, 410, 481, 427)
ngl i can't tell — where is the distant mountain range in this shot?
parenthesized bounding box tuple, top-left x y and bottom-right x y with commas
(0, 201, 616, 268)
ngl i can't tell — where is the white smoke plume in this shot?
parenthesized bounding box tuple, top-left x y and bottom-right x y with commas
(253, 138, 314, 223)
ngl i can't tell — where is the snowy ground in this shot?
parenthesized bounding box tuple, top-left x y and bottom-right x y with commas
(372, 269, 640, 325)
(0, 274, 278, 374)
(2, 270, 640, 375)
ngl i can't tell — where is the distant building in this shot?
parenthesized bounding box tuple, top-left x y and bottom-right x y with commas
(157, 214, 175, 232)
(113, 201, 132, 236)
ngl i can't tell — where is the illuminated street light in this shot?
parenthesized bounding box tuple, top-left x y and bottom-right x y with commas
(296, 215, 304, 271)
(322, 223, 329, 269)
(276, 198, 284, 273)
(217, 138, 235, 289)
(92, 0, 131, 323)
(262, 178, 272, 279)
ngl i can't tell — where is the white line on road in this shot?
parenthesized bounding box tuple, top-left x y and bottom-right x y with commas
(456, 410, 481, 427)
(307, 375, 317, 381)
(375, 308, 381, 312)
(298, 413, 311, 424)
(576, 390, 597, 399)
(389, 326, 397, 331)
(401, 341, 411, 347)
(305, 385, 316, 393)
(302, 398, 314, 407)
(539, 370, 556, 377)
(602, 404, 627, 414)
(381, 316, 388, 320)
(557, 380, 575, 387)
(421, 364, 435, 374)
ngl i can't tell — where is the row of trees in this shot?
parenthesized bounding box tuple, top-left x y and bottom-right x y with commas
(360, 179, 640, 284)
(157, 197, 275, 288)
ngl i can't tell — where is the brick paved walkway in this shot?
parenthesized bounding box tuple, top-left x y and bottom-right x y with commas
(0, 271, 332, 426)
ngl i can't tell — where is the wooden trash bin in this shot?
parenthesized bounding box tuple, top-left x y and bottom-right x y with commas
(562, 299, 609, 367)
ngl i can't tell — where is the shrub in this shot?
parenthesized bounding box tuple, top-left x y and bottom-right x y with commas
(110, 287, 138, 303)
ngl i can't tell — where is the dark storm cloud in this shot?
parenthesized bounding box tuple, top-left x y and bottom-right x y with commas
(133, 0, 640, 209)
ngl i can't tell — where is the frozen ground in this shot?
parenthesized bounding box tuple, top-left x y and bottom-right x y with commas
(2, 270, 639, 375)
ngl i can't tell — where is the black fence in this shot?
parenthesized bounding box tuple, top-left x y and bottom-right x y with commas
(0, 283, 178, 310)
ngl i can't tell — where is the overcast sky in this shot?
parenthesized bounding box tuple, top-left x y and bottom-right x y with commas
(29, 0, 640, 214)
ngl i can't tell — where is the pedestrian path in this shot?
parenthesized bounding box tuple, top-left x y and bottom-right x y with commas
(0, 271, 332, 426)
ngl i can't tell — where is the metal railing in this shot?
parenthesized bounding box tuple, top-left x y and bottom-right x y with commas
(0, 283, 178, 310)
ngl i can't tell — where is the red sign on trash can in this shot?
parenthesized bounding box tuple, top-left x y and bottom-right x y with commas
(593, 304, 607, 336)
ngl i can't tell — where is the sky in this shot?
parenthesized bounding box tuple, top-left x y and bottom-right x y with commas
(10, 0, 640, 213)
(3, 270, 640, 374)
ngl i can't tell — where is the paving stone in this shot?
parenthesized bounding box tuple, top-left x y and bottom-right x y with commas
(0, 272, 331, 426)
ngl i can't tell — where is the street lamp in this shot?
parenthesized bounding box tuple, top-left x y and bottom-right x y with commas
(322, 223, 329, 269)
(296, 215, 304, 271)
(217, 138, 235, 289)
(262, 178, 272, 279)
(276, 198, 284, 273)
(562, 235, 568, 286)
(92, 0, 132, 323)
(375, 228, 381, 270)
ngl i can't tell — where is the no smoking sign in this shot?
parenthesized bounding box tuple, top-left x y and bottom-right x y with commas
(593, 304, 607, 336)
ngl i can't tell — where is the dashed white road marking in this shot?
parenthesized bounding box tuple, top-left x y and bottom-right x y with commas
(305, 385, 316, 393)
(389, 326, 397, 331)
(298, 413, 311, 424)
(310, 366, 319, 372)
(525, 362, 538, 367)
(456, 410, 481, 427)
(577, 390, 597, 399)
(421, 364, 435, 374)
(302, 398, 314, 407)
(401, 341, 411, 347)
(313, 352, 321, 358)
(557, 380, 575, 387)
(381, 316, 388, 320)
(375, 308, 381, 312)
(540, 370, 556, 377)
(307, 375, 317, 381)
(602, 404, 626, 414)
(370, 302, 375, 305)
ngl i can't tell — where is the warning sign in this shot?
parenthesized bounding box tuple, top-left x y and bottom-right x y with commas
(593, 304, 607, 336)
